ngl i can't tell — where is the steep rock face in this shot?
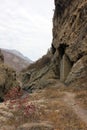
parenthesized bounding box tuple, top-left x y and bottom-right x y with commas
(52, 0, 87, 84)
(0, 50, 19, 100)
(22, 0, 87, 91)
(21, 54, 57, 91)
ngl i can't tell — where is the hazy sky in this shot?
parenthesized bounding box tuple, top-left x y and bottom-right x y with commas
(0, 0, 54, 61)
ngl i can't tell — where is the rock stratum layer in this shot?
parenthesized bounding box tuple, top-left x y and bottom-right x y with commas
(51, 0, 87, 85)
(22, 0, 87, 91)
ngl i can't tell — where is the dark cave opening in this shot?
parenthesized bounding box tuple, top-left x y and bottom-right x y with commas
(52, 44, 56, 54)
(58, 44, 68, 58)
(0, 97, 4, 103)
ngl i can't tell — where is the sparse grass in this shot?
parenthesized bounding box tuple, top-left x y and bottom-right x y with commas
(63, 78, 87, 110)
(5, 107, 38, 127)
(22, 54, 51, 72)
(43, 87, 64, 99)
(36, 89, 87, 130)
(0, 83, 87, 129)
(26, 87, 87, 129)
(65, 77, 87, 92)
(75, 90, 87, 109)
(3, 87, 36, 127)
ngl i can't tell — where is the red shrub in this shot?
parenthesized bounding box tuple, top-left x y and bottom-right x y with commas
(4, 87, 35, 117)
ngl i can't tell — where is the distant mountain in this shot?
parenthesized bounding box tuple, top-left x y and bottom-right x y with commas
(1, 48, 32, 72)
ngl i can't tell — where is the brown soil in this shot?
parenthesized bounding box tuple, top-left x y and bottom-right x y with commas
(0, 81, 87, 130)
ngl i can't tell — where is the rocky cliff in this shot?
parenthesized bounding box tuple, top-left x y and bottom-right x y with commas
(21, 0, 87, 91)
(51, 0, 87, 85)
(0, 50, 19, 101)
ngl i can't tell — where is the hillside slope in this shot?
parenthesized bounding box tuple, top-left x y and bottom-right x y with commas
(0, 81, 87, 129)
(1, 49, 32, 72)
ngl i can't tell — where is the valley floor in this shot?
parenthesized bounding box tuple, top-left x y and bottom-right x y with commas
(0, 80, 87, 130)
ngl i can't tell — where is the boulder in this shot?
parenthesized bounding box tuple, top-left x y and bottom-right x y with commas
(65, 55, 87, 85)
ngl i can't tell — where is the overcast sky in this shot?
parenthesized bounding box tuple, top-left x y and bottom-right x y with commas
(0, 0, 54, 61)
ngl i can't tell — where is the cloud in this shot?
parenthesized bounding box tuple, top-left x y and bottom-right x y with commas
(0, 0, 54, 61)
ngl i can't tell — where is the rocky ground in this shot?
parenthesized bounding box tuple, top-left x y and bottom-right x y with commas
(0, 80, 87, 130)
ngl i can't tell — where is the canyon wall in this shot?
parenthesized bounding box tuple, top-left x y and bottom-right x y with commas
(51, 0, 87, 85)
(22, 0, 87, 91)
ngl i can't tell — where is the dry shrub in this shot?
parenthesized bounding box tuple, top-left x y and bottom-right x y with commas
(4, 87, 36, 126)
(22, 54, 51, 72)
(75, 90, 87, 109)
(37, 98, 87, 130)
(43, 87, 64, 99)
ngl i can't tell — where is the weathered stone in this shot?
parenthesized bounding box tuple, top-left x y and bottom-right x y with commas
(0, 110, 14, 118)
(0, 125, 15, 130)
(17, 122, 54, 130)
(65, 55, 87, 85)
(51, 0, 87, 85)
(0, 63, 19, 98)
(22, 61, 57, 91)
(21, 0, 87, 90)
(0, 52, 19, 99)
(60, 54, 72, 82)
(0, 50, 4, 63)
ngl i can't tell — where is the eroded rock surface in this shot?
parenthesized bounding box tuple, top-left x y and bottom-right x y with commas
(0, 50, 19, 100)
(51, 0, 87, 84)
(22, 0, 87, 91)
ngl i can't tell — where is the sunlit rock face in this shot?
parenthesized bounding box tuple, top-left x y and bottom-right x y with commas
(51, 0, 87, 84)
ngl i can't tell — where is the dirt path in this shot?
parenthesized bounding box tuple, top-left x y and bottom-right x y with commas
(63, 92, 87, 125)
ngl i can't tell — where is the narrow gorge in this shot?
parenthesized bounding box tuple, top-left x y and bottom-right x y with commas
(0, 0, 87, 129)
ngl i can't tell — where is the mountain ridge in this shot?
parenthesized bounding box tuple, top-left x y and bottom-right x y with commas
(1, 48, 32, 72)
